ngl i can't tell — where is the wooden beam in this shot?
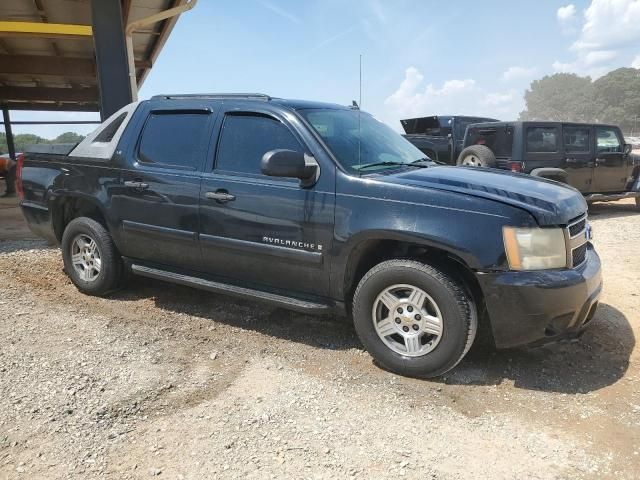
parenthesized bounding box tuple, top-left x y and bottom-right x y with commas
(0, 21, 92, 39)
(0, 55, 95, 77)
(0, 54, 151, 77)
(0, 86, 98, 103)
(0, 102, 99, 112)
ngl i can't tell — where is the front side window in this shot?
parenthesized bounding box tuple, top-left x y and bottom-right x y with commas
(215, 114, 303, 175)
(526, 127, 558, 153)
(299, 109, 425, 173)
(563, 127, 590, 153)
(138, 112, 210, 169)
(596, 127, 622, 153)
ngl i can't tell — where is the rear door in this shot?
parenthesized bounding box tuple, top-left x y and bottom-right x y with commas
(524, 124, 563, 171)
(592, 126, 628, 192)
(562, 124, 594, 193)
(198, 104, 335, 297)
(113, 102, 216, 270)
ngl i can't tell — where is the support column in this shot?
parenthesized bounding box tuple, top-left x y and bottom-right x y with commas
(90, 0, 133, 121)
(2, 107, 15, 160)
(2, 107, 16, 194)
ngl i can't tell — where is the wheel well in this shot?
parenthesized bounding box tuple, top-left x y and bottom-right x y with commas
(344, 240, 485, 313)
(52, 197, 107, 242)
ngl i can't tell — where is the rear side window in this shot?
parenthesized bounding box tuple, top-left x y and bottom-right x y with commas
(563, 127, 590, 153)
(138, 112, 210, 169)
(526, 127, 558, 153)
(596, 127, 622, 153)
(215, 114, 303, 175)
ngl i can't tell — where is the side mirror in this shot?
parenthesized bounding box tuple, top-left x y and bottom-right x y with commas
(624, 143, 633, 155)
(261, 149, 318, 187)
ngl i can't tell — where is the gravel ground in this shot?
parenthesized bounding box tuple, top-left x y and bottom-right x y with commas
(0, 199, 638, 479)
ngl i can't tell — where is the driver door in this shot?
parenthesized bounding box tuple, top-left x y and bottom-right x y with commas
(198, 105, 335, 297)
(592, 126, 628, 193)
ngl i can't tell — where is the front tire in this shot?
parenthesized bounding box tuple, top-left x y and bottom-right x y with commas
(61, 217, 123, 296)
(457, 145, 496, 168)
(352, 260, 477, 378)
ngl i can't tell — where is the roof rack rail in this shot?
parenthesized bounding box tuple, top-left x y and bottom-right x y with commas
(151, 93, 272, 101)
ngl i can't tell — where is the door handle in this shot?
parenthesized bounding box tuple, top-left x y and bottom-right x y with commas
(565, 158, 578, 164)
(124, 180, 149, 190)
(206, 190, 236, 202)
(595, 158, 606, 166)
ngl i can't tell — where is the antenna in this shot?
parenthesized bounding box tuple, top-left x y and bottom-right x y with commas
(358, 54, 362, 172)
(359, 54, 362, 107)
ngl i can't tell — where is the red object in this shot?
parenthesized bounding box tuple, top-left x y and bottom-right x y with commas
(476, 139, 486, 145)
(507, 161, 524, 173)
(15, 153, 25, 200)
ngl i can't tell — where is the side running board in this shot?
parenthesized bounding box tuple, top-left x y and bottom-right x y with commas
(130, 264, 333, 314)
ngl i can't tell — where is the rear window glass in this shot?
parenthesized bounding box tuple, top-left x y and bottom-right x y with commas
(465, 126, 513, 157)
(138, 112, 210, 169)
(563, 127, 590, 153)
(526, 127, 558, 153)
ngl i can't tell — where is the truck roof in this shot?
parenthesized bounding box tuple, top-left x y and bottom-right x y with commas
(468, 120, 622, 129)
(149, 93, 351, 111)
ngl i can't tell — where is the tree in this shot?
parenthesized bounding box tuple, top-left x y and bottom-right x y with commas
(519, 73, 596, 122)
(0, 131, 85, 155)
(520, 68, 640, 133)
(54, 132, 85, 144)
(592, 68, 640, 133)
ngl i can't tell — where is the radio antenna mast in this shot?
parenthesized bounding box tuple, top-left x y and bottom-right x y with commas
(358, 54, 362, 171)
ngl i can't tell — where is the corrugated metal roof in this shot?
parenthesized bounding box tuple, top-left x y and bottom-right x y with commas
(0, 0, 186, 112)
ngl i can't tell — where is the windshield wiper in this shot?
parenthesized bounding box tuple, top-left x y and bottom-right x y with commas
(411, 157, 445, 166)
(353, 160, 429, 171)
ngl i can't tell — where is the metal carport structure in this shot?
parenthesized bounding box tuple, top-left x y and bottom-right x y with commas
(0, 0, 196, 167)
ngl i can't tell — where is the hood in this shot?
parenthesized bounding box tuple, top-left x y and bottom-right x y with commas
(381, 166, 587, 226)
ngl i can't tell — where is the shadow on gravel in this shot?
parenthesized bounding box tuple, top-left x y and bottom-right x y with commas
(443, 303, 634, 393)
(110, 276, 362, 351)
(0, 239, 51, 254)
(112, 278, 633, 394)
(588, 201, 638, 220)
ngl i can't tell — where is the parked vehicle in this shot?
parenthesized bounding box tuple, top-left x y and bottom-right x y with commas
(457, 121, 640, 208)
(18, 94, 601, 378)
(401, 115, 499, 164)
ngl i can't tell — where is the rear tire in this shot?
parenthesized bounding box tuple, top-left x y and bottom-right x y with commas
(352, 259, 477, 378)
(61, 217, 124, 296)
(457, 145, 496, 168)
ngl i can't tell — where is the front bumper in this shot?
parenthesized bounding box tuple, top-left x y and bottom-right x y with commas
(476, 244, 602, 349)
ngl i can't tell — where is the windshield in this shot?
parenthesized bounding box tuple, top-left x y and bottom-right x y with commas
(299, 108, 426, 173)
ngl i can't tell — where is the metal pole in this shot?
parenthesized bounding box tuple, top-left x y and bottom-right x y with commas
(90, 0, 132, 121)
(2, 107, 16, 160)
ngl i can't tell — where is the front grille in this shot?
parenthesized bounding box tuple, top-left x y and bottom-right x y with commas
(572, 243, 588, 267)
(569, 218, 586, 237)
(566, 213, 588, 268)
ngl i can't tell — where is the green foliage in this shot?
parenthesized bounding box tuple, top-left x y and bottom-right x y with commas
(0, 131, 85, 155)
(520, 68, 640, 133)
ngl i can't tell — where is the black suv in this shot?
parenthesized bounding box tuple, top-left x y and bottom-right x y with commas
(401, 115, 499, 165)
(457, 121, 640, 207)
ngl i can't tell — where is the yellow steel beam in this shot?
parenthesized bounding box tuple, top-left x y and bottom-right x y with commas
(0, 21, 92, 39)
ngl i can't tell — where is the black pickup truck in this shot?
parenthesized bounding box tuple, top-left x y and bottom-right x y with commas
(401, 115, 499, 164)
(17, 94, 601, 378)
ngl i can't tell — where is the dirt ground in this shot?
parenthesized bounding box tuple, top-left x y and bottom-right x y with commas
(0, 196, 638, 479)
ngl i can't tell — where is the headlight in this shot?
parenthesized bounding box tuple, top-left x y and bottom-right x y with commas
(502, 226, 567, 270)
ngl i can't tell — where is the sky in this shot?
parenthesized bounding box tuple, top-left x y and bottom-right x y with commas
(7, 0, 640, 139)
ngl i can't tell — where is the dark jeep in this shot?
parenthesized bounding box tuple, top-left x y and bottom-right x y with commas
(457, 121, 640, 207)
(401, 115, 499, 165)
